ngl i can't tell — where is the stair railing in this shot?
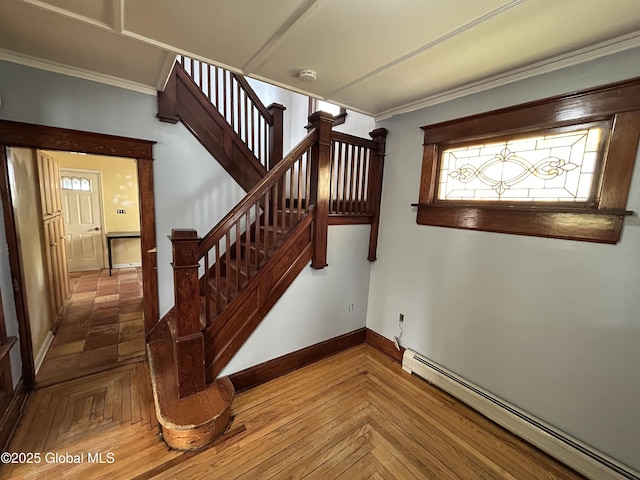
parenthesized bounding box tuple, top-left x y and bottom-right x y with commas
(166, 113, 387, 398)
(168, 112, 335, 397)
(177, 55, 285, 169)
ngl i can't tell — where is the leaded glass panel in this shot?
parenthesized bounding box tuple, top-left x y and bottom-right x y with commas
(437, 126, 604, 203)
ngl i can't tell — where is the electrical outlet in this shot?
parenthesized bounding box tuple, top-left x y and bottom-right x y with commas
(348, 304, 354, 312)
(399, 313, 404, 322)
(116, 208, 126, 214)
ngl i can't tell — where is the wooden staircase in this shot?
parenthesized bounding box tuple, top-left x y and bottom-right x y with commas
(149, 57, 388, 450)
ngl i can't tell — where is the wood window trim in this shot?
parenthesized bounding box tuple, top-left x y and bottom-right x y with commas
(416, 77, 640, 244)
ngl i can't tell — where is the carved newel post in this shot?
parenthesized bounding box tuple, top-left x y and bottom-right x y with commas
(169, 229, 206, 398)
(308, 111, 335, 269)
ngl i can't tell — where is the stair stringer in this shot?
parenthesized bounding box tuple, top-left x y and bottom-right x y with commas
(204, 209, 315, 382)
(159, 62, 267, 192)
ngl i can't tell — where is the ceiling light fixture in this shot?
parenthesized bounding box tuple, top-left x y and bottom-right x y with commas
(298, 70, 317, 82)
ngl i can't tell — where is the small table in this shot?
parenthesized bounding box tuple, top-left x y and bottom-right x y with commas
(106, 231, 141, 275)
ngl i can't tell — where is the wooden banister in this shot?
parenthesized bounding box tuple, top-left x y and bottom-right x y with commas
(198, 130, 317, 256)
(233, 74, 273, 123)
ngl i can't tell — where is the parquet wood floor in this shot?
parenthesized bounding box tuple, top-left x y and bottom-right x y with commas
(37, 268, 146, 386)
(2, 345, 584, 479)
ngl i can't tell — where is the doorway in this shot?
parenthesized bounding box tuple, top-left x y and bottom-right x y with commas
(0, 119, 158, 391)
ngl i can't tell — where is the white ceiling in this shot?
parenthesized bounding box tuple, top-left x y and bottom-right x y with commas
(1, 0, 639, 119)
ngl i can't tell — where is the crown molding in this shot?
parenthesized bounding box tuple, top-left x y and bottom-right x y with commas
(375, 31, 640, 121)
(0, 49, 158, 96)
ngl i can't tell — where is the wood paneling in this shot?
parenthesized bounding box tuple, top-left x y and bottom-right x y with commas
(37, 152, 71, 323)
(204, 213, 314, 381)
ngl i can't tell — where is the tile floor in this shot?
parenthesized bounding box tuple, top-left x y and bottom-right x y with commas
(36, 267, 146, 386)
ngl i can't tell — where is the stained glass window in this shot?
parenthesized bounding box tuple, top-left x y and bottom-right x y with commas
(61, 176, 91, 191)
(437, 125, 604, 203)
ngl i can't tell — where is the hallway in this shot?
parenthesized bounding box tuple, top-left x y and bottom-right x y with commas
(36, 268, 145, 386)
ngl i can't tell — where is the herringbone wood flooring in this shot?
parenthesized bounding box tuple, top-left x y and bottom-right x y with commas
(2, 345, 583, 479)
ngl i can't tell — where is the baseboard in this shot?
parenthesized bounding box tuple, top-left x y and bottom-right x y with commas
(34, 331, 54, 374)
(0, 379, 28, 451)
(403, 349, 640, 480)
(365, 328, 405, 362)
(112, 262, 142, 269)
(229, 328, 366, 393)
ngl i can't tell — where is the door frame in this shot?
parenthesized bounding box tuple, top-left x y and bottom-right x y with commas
(59, 166, 107, 271)
(0, 119, 158, 390)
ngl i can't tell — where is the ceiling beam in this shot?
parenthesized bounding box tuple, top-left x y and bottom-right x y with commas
(242, 0, 320, 75)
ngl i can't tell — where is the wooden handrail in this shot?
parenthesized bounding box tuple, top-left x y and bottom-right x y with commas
(198, 129, 318, 257)
(331, 131, 378, 150)
(232, 73, 273, 124)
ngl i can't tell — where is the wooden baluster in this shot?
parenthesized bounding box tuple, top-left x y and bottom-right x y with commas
(225, 232, 231, 300)
(348, 144, 356, 213)
(208, 64, 213, 101)
(225, 71, 230, 125)
(252, 107, 258, 164)
(289, 165, 295, 228)
(367, 128, 388, 261)
(199, 60, 203, 90)
(169, 229, 205, 398)
(214, 242, 221, 316)
(280, 171, 286, 236)
(244, 94, 249, 150)
(305, 150, 311, 212)
(204, 254, 210, 325)
(267, 103, 286, 170)
(245, 211, 250, 281)
(297, 157, 303, 219)
(227, 72, 235, 128)
(340, 142, 347, 214)
(254, 203, 260, 268)
(309, 111, 334, 269)
(264, 189, 270, 254)
(235, 222, 241, 295)
(236, 82, 241, 137)
(215, 67, 220, 109)
(354, 146, 363, 214)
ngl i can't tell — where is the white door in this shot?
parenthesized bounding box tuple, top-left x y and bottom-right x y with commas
(60, 169, 105, 271)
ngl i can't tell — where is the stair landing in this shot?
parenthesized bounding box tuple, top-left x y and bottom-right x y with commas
(147, 338, 234, 450)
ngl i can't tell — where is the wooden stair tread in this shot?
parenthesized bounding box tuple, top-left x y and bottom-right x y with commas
(147, 337, 234, 450)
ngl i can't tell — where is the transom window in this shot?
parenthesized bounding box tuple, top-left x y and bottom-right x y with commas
(437, 123, 607, 203)
(416, 77, 640, 244)
(61, 176, 91, 191)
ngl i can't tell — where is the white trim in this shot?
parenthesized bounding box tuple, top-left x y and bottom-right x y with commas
(402, 348, 640, 480)
(376, 31, 640, 121)
(17, 0, 112, 31)
(112, 262, 142, 269)
(0, 49, 157, 96)
(34, 331, 54, 374)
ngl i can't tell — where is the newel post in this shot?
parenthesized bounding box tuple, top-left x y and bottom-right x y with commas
(267, 103, 286, 170)
(367, 128, 388, 261)
(169, 229, 206, 398)
(157, 63, 179, 124)
(309, 111, 334, 269)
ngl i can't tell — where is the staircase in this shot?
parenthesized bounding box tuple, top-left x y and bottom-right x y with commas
(149, 57, 387, 450)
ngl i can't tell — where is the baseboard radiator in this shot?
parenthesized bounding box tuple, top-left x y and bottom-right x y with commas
(402, 349, 640, 480)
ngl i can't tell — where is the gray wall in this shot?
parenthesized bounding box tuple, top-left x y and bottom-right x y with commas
(0, 60, 371, 380)
(367, 46, 640, 471)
